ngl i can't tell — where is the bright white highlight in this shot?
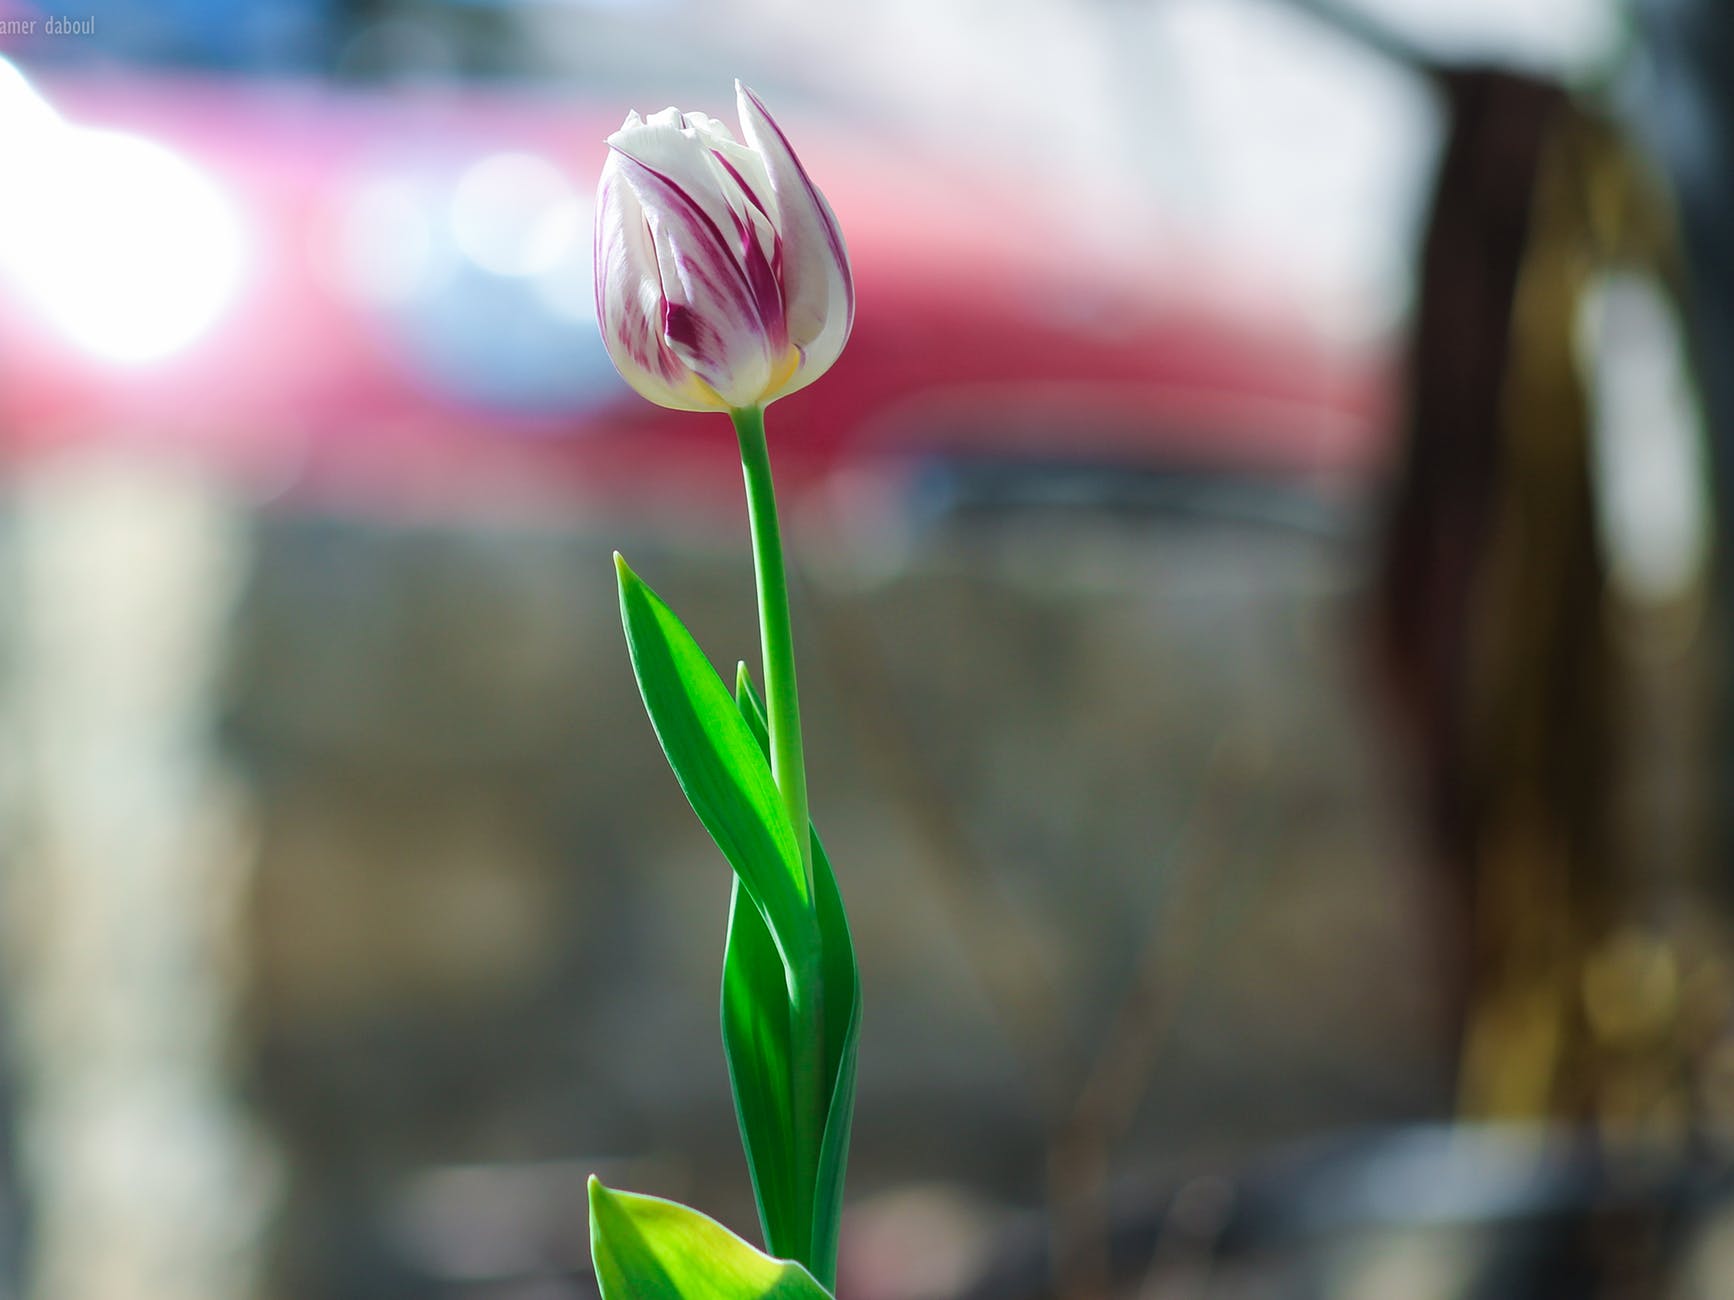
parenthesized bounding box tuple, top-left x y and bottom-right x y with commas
(450, 151, 584, 279)
(336, 174, 443, 306)
(1581, 273, 1712, 603)
(0, 58, 247, 365)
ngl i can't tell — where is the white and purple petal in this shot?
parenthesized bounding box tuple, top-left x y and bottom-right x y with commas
(734, 81, 853, 397)
(613, 147, 780, 408)
(608, 113, 781, 320)
(594, 153, 715, 411)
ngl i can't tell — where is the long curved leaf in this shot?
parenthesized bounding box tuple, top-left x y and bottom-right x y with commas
(725, 666, 861, 1288)
(808, 844, 860, 1282)
(615, 553, 812, 974)
(722, 876, 799, 1259)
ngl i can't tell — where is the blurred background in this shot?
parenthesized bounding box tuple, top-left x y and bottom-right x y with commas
(0, 0, 1729, 1296)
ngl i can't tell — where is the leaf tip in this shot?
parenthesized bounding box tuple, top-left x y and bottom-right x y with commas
(587, 1175, 620, 1248)
(613, 550, 634, 583)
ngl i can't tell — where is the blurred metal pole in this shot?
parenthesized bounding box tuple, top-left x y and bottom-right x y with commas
(1629, 0, 1734, 894)
(0, 456, 270, 1300)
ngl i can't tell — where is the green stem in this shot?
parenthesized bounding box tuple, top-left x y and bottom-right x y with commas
(732, 405, 814, 894)
(732, 403, 827, 1270)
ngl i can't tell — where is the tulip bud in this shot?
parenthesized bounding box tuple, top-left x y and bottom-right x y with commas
(594, 82, 855, 413)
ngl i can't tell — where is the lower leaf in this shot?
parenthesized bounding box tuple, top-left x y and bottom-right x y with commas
(588, 1178, 833, 1300)
(724, 667, 862, 1288)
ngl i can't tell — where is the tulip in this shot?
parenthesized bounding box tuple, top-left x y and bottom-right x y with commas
(594, 81, 854, 413)
(590, 84, 862, 1300)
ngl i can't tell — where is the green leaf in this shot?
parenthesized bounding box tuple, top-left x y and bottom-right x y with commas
(724, 666, 862, 1288)
(588, 1178, 833, 1300)
(614, 554, 813, 978)
(722, 875, 800, 1260)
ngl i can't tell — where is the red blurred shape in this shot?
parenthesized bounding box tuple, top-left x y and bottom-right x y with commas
(0, 70, 1390, 516)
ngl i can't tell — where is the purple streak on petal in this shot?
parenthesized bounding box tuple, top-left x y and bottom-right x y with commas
(662, 301, 725, 371)
(629, 235, 686, 383)
(725, 200, 788, 352)
(609, 147, 751, 299)
(709, 147, 788, 333)
(737, 83, 854, 324)
(608, 144, 770, 346)
(595, 165, 695, 398)
(711, 149, 772, 223)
